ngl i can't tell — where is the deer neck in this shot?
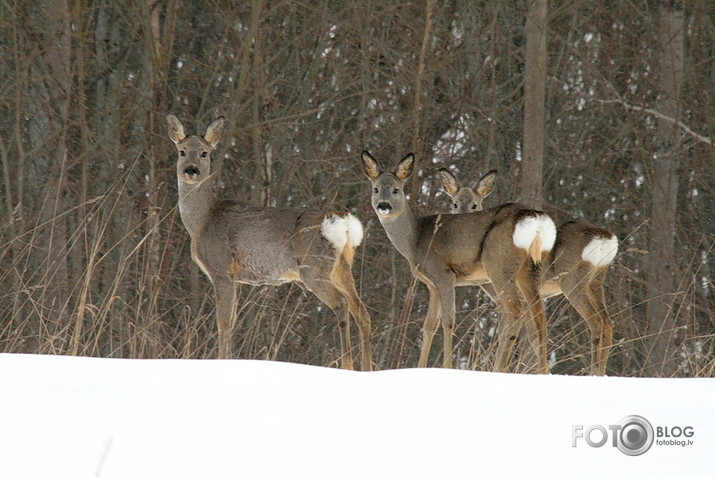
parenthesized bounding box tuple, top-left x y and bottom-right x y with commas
(379, 205, 420, 268)
(178, 177, 215, 239)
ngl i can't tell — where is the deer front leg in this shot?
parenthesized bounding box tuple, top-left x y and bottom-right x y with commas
(214, 279, 237, 359)
(418, 286, 441, 367)
(438, 282, 456, 369)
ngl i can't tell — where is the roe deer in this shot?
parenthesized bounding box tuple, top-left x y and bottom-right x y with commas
(439, 167, 617, 375)
(168, 114, 372, 370)
(362, 151, 557, 373)
(439, 168, 497, 214)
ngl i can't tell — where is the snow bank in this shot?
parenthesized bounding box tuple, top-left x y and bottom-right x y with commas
(0, 354, 713, 476)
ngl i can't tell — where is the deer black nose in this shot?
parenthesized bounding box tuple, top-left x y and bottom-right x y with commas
(376, 202, 392, 213)
(184, 166, 200, 177)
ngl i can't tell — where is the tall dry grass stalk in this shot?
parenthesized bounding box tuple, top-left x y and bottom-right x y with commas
(1, 178, 712, 377)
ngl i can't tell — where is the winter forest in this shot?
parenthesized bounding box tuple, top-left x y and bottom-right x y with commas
(0, 0, 713, 378)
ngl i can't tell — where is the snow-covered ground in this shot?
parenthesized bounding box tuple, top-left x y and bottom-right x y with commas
(0, 354, 713, 477)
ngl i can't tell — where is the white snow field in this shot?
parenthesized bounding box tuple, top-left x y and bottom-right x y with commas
(0, 353, 713, 477)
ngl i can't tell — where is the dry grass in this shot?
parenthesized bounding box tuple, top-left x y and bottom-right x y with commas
(0, 170, 712, 378)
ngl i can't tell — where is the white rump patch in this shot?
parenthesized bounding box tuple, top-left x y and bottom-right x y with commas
(321, 213, 364, 251)
(582, 235, 618, 267)
(513, 214, 557, 252)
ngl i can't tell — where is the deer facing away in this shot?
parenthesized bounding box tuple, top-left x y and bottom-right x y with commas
(362, 151, 558, 373)
(439, 167, 617, 375)
(167, 114, 372, 370)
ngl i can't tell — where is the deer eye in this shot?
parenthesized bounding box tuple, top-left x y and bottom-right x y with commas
(471, 204, 478, 210)
(373, 187, 379, 194)
(392, 188, 399, 195)
(452, 203, 458, 209)
(179, 150, 186, 157)
(201, 151, 208, 158)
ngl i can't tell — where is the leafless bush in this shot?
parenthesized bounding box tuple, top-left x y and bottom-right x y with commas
(0, 0, 712, 376)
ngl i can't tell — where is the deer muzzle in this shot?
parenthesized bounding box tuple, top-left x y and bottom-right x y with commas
(376, 201, 393, 215)
(183, 165, 200, 179)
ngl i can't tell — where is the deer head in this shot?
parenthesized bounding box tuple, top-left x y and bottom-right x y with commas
(167, 113, 225, 186)
(362, 151, 415, 220)
(439, 168, 497, 214)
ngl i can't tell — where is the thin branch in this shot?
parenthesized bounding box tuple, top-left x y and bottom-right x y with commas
(596, 98, 713, 147)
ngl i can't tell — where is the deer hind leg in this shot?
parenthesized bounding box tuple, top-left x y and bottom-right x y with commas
(418, 284, 442, 368)
(483, 282, 539, 372)
(490, 265, 548, 373)
(330, 253, 373, 371)
(331, 297, 355, 371)
(515, 263, 550, 374)
(300, 268, 355, 371)
(214, 279, 237, 359)
(562, 266, 613, 375)
(588, 275, 613, 376)
(491, 279, 528, 373)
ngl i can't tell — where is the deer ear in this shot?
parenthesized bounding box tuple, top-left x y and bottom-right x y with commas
(166, 114, 187, 144)
(395, 153, 415, 180)
(438, 168, 459, 196)
(361, 151, 381, 180)
(476, 169, 497, 199)
(204, 116, 225, 149)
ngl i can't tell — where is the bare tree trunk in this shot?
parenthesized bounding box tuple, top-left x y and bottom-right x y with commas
(135, 0, 176, 356)
(409, 0, 434, 205)
(252, 29, 274, 207)
(32, 0, 72, 351)
(219, 0, 264, 182)
(92, 0, 129, 357)
(520, 0, 548, 210)
(646, 6, 684, 377)
(69, 0, 92, 356)
(6, 7, 28, 335)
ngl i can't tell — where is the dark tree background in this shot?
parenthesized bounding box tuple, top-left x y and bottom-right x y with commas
(1, 0, 713, 376)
